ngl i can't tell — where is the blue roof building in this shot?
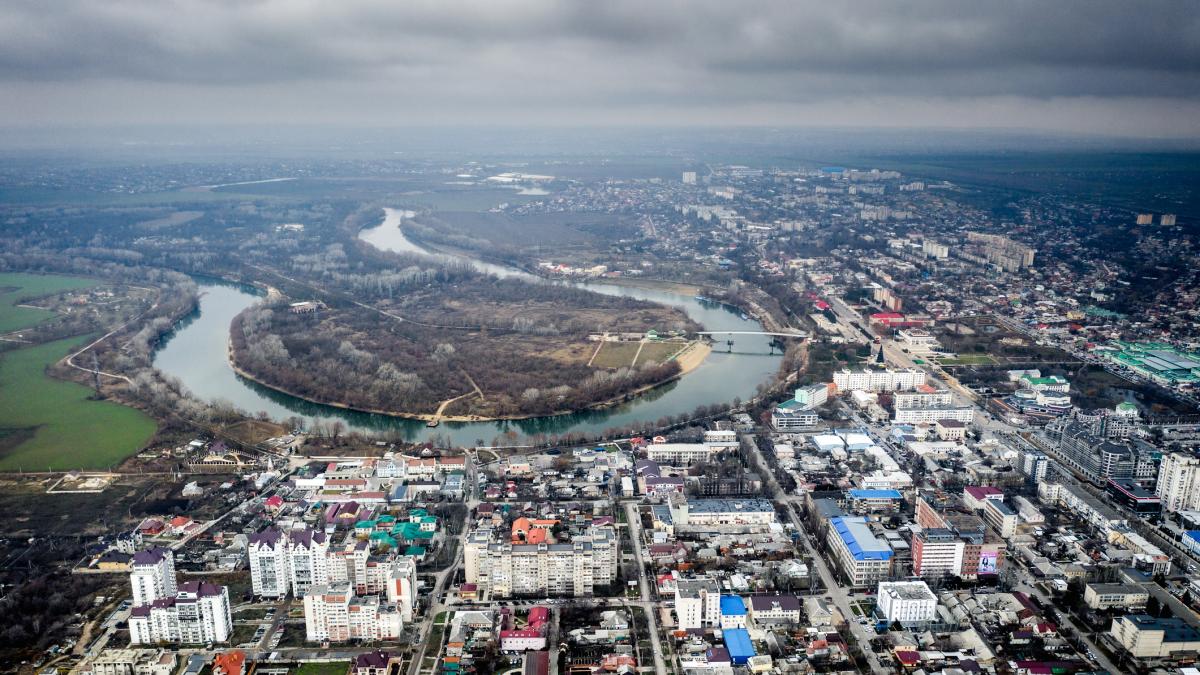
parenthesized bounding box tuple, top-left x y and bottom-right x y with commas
(848, 489, 903, 500)
(722, 628, 755, 664)
(828, 516, 893, 586)
(1181, 530, 1200, 556)
(720, 595, 747, 616)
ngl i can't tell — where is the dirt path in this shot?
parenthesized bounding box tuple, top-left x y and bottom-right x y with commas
(630, 340, 647, 367)
(586, 333, 607, 367)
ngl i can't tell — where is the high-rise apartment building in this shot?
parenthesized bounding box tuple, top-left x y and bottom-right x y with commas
(464, 525, 617, 599)
(1157, 453, 1200, 512)
(130, 547, 177, 608)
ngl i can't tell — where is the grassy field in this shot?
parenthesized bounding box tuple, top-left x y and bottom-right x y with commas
(0, 335, 157, 471)
(293, 662, 350, 675)
(937, 353, 998, 366)
(636, 341, 688, 365)
(591, 340, 688, 369)
(590, 342, 642, 368)
(0, 272, 98, 333)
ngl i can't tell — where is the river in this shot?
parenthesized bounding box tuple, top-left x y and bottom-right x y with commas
(153, 209, 782, 444)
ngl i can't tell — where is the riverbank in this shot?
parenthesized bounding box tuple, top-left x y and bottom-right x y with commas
(226, 337, 714, 424)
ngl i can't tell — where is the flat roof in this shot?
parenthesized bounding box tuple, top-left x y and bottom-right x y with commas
(689, 498, 774, 514)
(848, 489, 903, 500)
(831, 516, 892, 561)
(720, 595, 747, 616)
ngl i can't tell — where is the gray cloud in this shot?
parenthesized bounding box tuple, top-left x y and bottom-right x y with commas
(1, 1, 1198, 135)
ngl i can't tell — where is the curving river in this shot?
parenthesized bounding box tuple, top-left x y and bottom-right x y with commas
(153, 208, 782, 444)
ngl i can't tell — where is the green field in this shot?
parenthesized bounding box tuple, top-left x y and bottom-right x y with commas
(937, 353, 998, 366)
(293, 662, 350, 675)
(0, 335, 157, 471)
(0, 273, 98, 333)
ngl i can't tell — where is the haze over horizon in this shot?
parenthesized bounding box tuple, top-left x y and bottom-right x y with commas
(2, 1, 1200, 139)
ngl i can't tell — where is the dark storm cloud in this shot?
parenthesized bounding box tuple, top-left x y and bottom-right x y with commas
(0, 0, 1198, 134)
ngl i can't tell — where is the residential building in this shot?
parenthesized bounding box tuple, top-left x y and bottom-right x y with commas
(211, 651, 246, 675)
(463, 525, 617, 599)
(130, 548, 176, 608)
(675, 578, 720, 629)
(893, 389, 954, 409)
(877, 581, 937, 624)
(1157, 452, 1200, 512)
(826, 516, 893, 586)
(302, 583, 403, 642)
(129, 582, 232, 646)
(247, 527, 330, 598)
(833, 368, 926, 392)
(893, 407, 974, 424)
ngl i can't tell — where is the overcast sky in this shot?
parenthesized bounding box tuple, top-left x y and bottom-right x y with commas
(2, 1, 1199, 137)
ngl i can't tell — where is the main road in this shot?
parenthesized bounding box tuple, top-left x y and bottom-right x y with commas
(623, 501, 670, 675)
(740, 432, 888, 674)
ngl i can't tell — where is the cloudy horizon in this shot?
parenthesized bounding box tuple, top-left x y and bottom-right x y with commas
(2, 1, 1199, 138)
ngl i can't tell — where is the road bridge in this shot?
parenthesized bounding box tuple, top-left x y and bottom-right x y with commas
(694, 330, 806, 338)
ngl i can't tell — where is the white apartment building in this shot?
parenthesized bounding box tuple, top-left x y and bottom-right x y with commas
(892, 390, 954, 409)
(1156, 453, 1200, 512)
(464, 526, 617, 599)
(877, 581, 937, 624)
(248, 528, 330, 598)
(303, 583, 403, 642)
(675, 578, 721, 630)
(833, 368, 926, 392)
(647, 443, 717, 466)
(385, 557, 417, 623)
(129, 582, 232, 645)
(981, 500, 1019, 539)
(893, 407, 974, 425)
(669, 497, 776, 530)
(130, 548, 176, 607)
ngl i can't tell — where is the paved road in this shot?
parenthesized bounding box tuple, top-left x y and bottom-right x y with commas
(623, 501, 669, 675)
(741, 432, 888, 674)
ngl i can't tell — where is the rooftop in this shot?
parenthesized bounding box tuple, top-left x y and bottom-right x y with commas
(830, 516, 892, 561)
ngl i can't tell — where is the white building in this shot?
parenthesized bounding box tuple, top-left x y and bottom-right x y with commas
(877, 581, 937, 624)
(893, 390, 954, 409)
(981, 500, 1019, 539)
(129, 582, 232, 645)
(129, 548, 176, 608)
(675, 578, 721, 629)
(463, 526, 618, 599)
(669, 498, 777, 529)
(303, 583, 403, 642)
(703, 430, 739, 449)
(893, 407, 974, 425)
(386, 557, 418, 623)
(247, 528, 330, 598)
(833, 368, 926, 392)
(771, 408, 820, 430)
(647, 443, 716, 466)
(793, 384, 829, 409)
(1156, 453, 1200, 512)
(682, 171, 698, 185)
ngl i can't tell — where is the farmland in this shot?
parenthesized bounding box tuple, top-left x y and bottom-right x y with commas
(0, 272, 98, 334)
(0, 335, 157, 471)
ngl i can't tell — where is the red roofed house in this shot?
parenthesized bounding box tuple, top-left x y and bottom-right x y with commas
(212, 650, 246, 675)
